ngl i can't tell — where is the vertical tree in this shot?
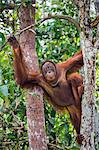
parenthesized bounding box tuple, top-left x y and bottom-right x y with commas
(73, 0, 99, 149)
(94, 1, 99, 148)
(18, 1, 48, 150)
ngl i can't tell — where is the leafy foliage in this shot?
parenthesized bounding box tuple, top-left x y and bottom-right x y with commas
(0, 0, 98, 150)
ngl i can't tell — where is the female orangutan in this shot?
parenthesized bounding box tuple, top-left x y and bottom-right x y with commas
(8, 36, 84, 144)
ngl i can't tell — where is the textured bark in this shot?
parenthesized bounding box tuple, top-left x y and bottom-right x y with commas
(79, 0, 96, 149)
(95, 1, 99, 50)
(18, 2, 48, 150)
(94, 2, 99, 148)
(26, 87, 47, 150)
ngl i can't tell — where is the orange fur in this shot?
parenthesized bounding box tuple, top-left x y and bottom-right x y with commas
(8, 36, 84, 144)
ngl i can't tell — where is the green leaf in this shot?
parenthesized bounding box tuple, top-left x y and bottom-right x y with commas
(0, 69, 2, 85)
(0, 32, 5, 46)
(0, 97, 4, 111)
(0, 85, 9, 96)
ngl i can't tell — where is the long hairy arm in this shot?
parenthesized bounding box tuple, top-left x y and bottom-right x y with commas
(57, 50, 83, 73)
(8, 36, 40, 88)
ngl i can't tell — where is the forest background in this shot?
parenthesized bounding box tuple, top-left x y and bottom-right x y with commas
(0, 0, 98, 150)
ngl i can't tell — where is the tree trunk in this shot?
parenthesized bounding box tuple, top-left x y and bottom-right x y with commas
(94, 2, 99, 148)
(18, 2, 48, 150)
(79, 0, 96, 149)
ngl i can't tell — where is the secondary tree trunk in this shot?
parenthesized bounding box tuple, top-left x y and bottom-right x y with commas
(79, 0, 96, 149)
(94, 2, 99, 148)
(18, 2, 48, 150)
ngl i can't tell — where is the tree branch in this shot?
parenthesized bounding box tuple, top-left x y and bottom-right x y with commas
(15, 14, 80, 36)
(15, 14, 98, 36)
(0, 14, 80, 51)
(39, 14, 81, 31)
(90, 16, 99, 28)
(0, 14, 98, 51)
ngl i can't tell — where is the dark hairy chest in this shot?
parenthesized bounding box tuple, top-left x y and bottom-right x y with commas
(49, 81, 75, 107)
